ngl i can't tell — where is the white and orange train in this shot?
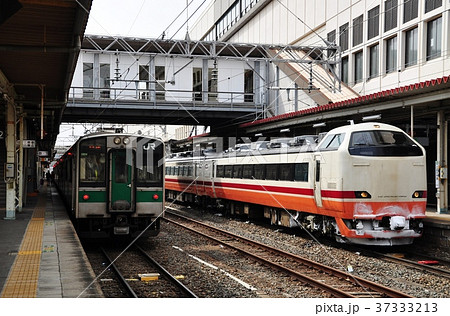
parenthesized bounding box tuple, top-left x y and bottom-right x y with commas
(165, 122, 427, 246)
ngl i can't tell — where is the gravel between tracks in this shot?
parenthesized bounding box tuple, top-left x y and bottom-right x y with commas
(156, 206, 450, 298)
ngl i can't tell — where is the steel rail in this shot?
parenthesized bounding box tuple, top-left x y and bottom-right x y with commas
(100, 247, 138, 298)
(134, 245, 198, 298)
(164, 209, 412, 298)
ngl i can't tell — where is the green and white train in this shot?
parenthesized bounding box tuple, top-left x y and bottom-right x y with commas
(53, 132, 165, 239)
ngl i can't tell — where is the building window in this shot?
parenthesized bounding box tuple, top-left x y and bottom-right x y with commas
(425, 0, 442, 14)
(405, 27, 418, 67)
(353, 15, 363, 47)
(341, 56, 349, 84)
(83, 62, 93, 98)
(339, 23, 349, 51)
(155, 66, 165, 100)
(368, 6, 380, 40)
(369, 44, 379, 78)
(404, 0, 418, 23)
(327, 30, 336, 57)
(386, 36, 397, 73)
(427, 17, 442, 60)
(384, 0, 398, 32)
(354, 51, 363, 83)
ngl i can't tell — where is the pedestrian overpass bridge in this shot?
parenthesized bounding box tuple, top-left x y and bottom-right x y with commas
(63, 35, 344, 130)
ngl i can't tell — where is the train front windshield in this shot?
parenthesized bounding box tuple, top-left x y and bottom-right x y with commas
(136, 139, 164, 186)
(348, 130, 423, 157)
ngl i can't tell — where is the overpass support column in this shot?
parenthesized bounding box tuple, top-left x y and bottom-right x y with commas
(4, 97, 17, 219)
(436, 110, 448, 213)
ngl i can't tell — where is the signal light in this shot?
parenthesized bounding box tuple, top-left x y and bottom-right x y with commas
(153, 194, 159, 200)
(83, 194, 90, 201)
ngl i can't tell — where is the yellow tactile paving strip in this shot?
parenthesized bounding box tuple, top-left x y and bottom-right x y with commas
(1, 192, 46, 298)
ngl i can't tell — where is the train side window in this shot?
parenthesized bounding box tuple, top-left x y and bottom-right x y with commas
(294, 163, 309, 182)
(233, 165, 243, 178)
(224, 165, 232, 178)
(254, 164, 265, 179)
(279, 164, 294, 181)
(216, 165, 224, 177)
(242, 164, 253, 179)
(187, 166, 193, 176)
(318, 133, 345, 151)
(265, 164, 279, 180)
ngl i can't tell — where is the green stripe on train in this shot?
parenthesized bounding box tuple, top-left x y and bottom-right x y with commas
(136, 191, 163, 202)
(79, 191, 107, 203)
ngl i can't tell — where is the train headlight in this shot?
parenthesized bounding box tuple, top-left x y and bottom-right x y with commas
(113, 137, 121, 145)
(412, 191, 426, 198)
(123, 137, 130, 145)
(354, 191, 371, 199)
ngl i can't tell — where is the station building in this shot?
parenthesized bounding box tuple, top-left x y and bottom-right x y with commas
(189, 0, 450, 213)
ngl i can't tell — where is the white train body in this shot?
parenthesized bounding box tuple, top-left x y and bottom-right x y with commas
(166, 123, 427, 246)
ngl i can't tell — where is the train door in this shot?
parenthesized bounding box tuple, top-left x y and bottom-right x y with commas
(109, 150, 134, 212)
(314, 156, 323, 207)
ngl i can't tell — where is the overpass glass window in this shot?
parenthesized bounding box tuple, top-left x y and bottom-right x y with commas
(294, 163, 309, 182)
(425, 0, 442, 13)
(385, 36, 397, 73)
(368, 6, 380, 40)
(384, 0, 398, 32)
(427, 17, 442, 61)
(79, 137, 106, 186)
(155, 66, 165, 101)
(244, 69, 254, 102)
(404, 0, 418, 23)
(139, 65, 150, 100)
(208, 68, 218, 101)
(100, 64, 110, 98)
(405, 27, 418, 67)
(83, 63, 93, 98)
(193, 68, 202, 101)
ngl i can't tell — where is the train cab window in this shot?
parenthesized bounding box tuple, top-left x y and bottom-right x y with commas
(349, 130, 423, 156)
(279, 164, 294, 181)
(318, 133, 346, 151)
(242, 165, 253, 179)
(233, 165, 243, 178)
(79, 137, 106, 186)
(265, 164, 279, 180)
(216, 165, 224, 177)
(254, 164, 265, 179)
(224, 165, 233, 178)
(294, 163, 309, 182)
(136, 140, 164, 185)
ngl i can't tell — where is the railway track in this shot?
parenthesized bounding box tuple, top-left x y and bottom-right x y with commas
(164, 208, 412, 298)
(99, 246, 198, 298)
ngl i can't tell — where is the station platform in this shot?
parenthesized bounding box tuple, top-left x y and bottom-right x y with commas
(0, 183, 103, 298)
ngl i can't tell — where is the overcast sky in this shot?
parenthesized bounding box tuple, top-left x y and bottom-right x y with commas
(85, 0, 212, 39)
